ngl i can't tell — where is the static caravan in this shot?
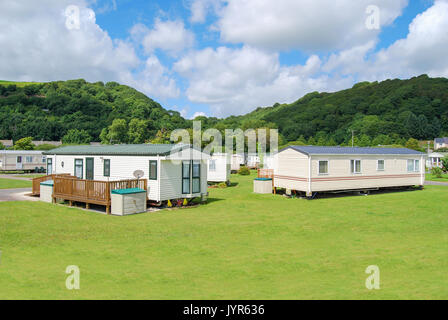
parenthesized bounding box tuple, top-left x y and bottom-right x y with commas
(0, 150, 46, 172)
(247, 153, 260, 169)
(231, 154, 245, 172)
(274, 146, 425, 197)
(207, 153, 231, 183)
(426, 152, 447, 169)
(44, 144, 209, 203)
(262, 154, 277, 171)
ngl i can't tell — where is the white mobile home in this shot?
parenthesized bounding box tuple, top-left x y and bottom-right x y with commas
(44, 144, 209, 203)
(247, 153, 260, 169)
(274, 146, 425, 197)
(262, 154, 277, 171)
(231, 154, 245, 171)
(207, 153, 231, 183)
(426, 152, 447, 169)
(0, 150, 46, 172)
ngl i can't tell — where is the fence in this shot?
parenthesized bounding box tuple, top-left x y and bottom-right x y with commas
(257, 169, 274, 179)
(31, 174, 74, 196)
(52, 177, 147, 214)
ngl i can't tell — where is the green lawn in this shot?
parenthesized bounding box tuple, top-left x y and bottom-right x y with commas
(426, 173, 448, 183)
(0, 173, 447, 299)
(0, 178, 32, 189)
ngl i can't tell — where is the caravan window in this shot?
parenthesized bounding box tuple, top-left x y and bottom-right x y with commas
(104, 159, 110, 177)
(74, 159, 83, 179)
(209, 159, 216, 172)
(351, 160, 361, 174)
(318, 161, 328, 175)
(17, 156, 22, 163)
(377, 160, 385, 171)
(407, 159, 420, 172)
(192, 161, 201, 194)
(182, 161, 191, 194)
(26, 156, 33, 163)
(149, 160, 157, 180)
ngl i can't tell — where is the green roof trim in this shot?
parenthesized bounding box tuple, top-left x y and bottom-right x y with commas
(111, 188, 146, 195)
(43, 144, 189, 156)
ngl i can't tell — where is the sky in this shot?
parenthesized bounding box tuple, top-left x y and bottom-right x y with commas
(0, 0, 446, 119)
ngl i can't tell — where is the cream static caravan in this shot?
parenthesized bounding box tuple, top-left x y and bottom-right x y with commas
(44, 144, 209, 203)
(0, 150, 46, 172)
(274, 146, 425, 197)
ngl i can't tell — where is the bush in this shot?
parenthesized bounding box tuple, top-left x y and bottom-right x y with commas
(238, 166, 250, 176)
(431, 167, 443, 178)
(218, 182, 227, 189)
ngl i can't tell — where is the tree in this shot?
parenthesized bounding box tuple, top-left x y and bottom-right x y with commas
(14, 137, 34, 150)
(359, 134, 372, 147)
(405, 138, 420, 151)
(128, 119, 149, 144)
(107, 119, 128, 144)
(0, 141, 4, 150)
(150, 129, 171, 144)
(62, 129, 92, 144)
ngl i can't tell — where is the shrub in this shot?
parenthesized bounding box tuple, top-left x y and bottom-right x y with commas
(431, 167, 443, 178)
(218, 182, 227, 189)
(238, 166, 250, 175)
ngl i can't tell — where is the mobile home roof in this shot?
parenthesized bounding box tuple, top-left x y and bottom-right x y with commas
(43, 144, 189, 156)
(285, 146, 424, 156)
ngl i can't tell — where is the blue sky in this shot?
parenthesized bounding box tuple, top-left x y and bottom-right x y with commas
(1, 0, 447, 118)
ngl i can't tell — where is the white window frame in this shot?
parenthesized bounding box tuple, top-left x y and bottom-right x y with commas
(26, 156, 33, 163)
(318, 160, 329, 175)
(407, 159, 420, 173)
(377, 159, 385, 171)
(351, 159, 362, 174)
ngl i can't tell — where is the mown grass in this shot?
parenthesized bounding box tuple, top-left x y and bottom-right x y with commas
(0, 178, 31, 189)
(0, 172, 447, 299)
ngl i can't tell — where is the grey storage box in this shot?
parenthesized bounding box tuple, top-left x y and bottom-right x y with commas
(253, 178, 273, 194)
(111, 188, 147, 216)
(40, 180, 54, 203)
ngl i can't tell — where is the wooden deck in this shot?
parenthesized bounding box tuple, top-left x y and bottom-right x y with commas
(31, 174, 74, 196)
(52, 177, 147, 214)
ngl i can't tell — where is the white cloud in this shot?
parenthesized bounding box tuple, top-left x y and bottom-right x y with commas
(0, 0, 179, 100)
(190, 0, 222, 23)
(174, 46, 352, 116)
(216, 0, 408, 51)
(322, 0, 448, 81)
(141, 19, 195, 56)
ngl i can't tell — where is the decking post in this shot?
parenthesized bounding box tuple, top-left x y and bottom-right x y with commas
(69, 200, 73, 207)
(106, 205, 110, 215)
(86, 202, 90, 210)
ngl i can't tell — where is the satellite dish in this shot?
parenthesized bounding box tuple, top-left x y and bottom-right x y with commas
(133, 170, 144, 179)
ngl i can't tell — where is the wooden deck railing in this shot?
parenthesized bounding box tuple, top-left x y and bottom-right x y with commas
(52, 177, 147, 214)
(31, 174, 74, 195)
(257, 169, 274, 179)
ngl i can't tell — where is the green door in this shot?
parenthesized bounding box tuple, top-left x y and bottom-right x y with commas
(86, 158, 94, 180)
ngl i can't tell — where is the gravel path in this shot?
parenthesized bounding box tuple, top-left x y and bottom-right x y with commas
(425, 181, 448, 186)
(0, 188, 37, 202)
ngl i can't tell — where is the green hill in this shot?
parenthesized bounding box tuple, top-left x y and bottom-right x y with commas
(1, 75, 447, 147)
